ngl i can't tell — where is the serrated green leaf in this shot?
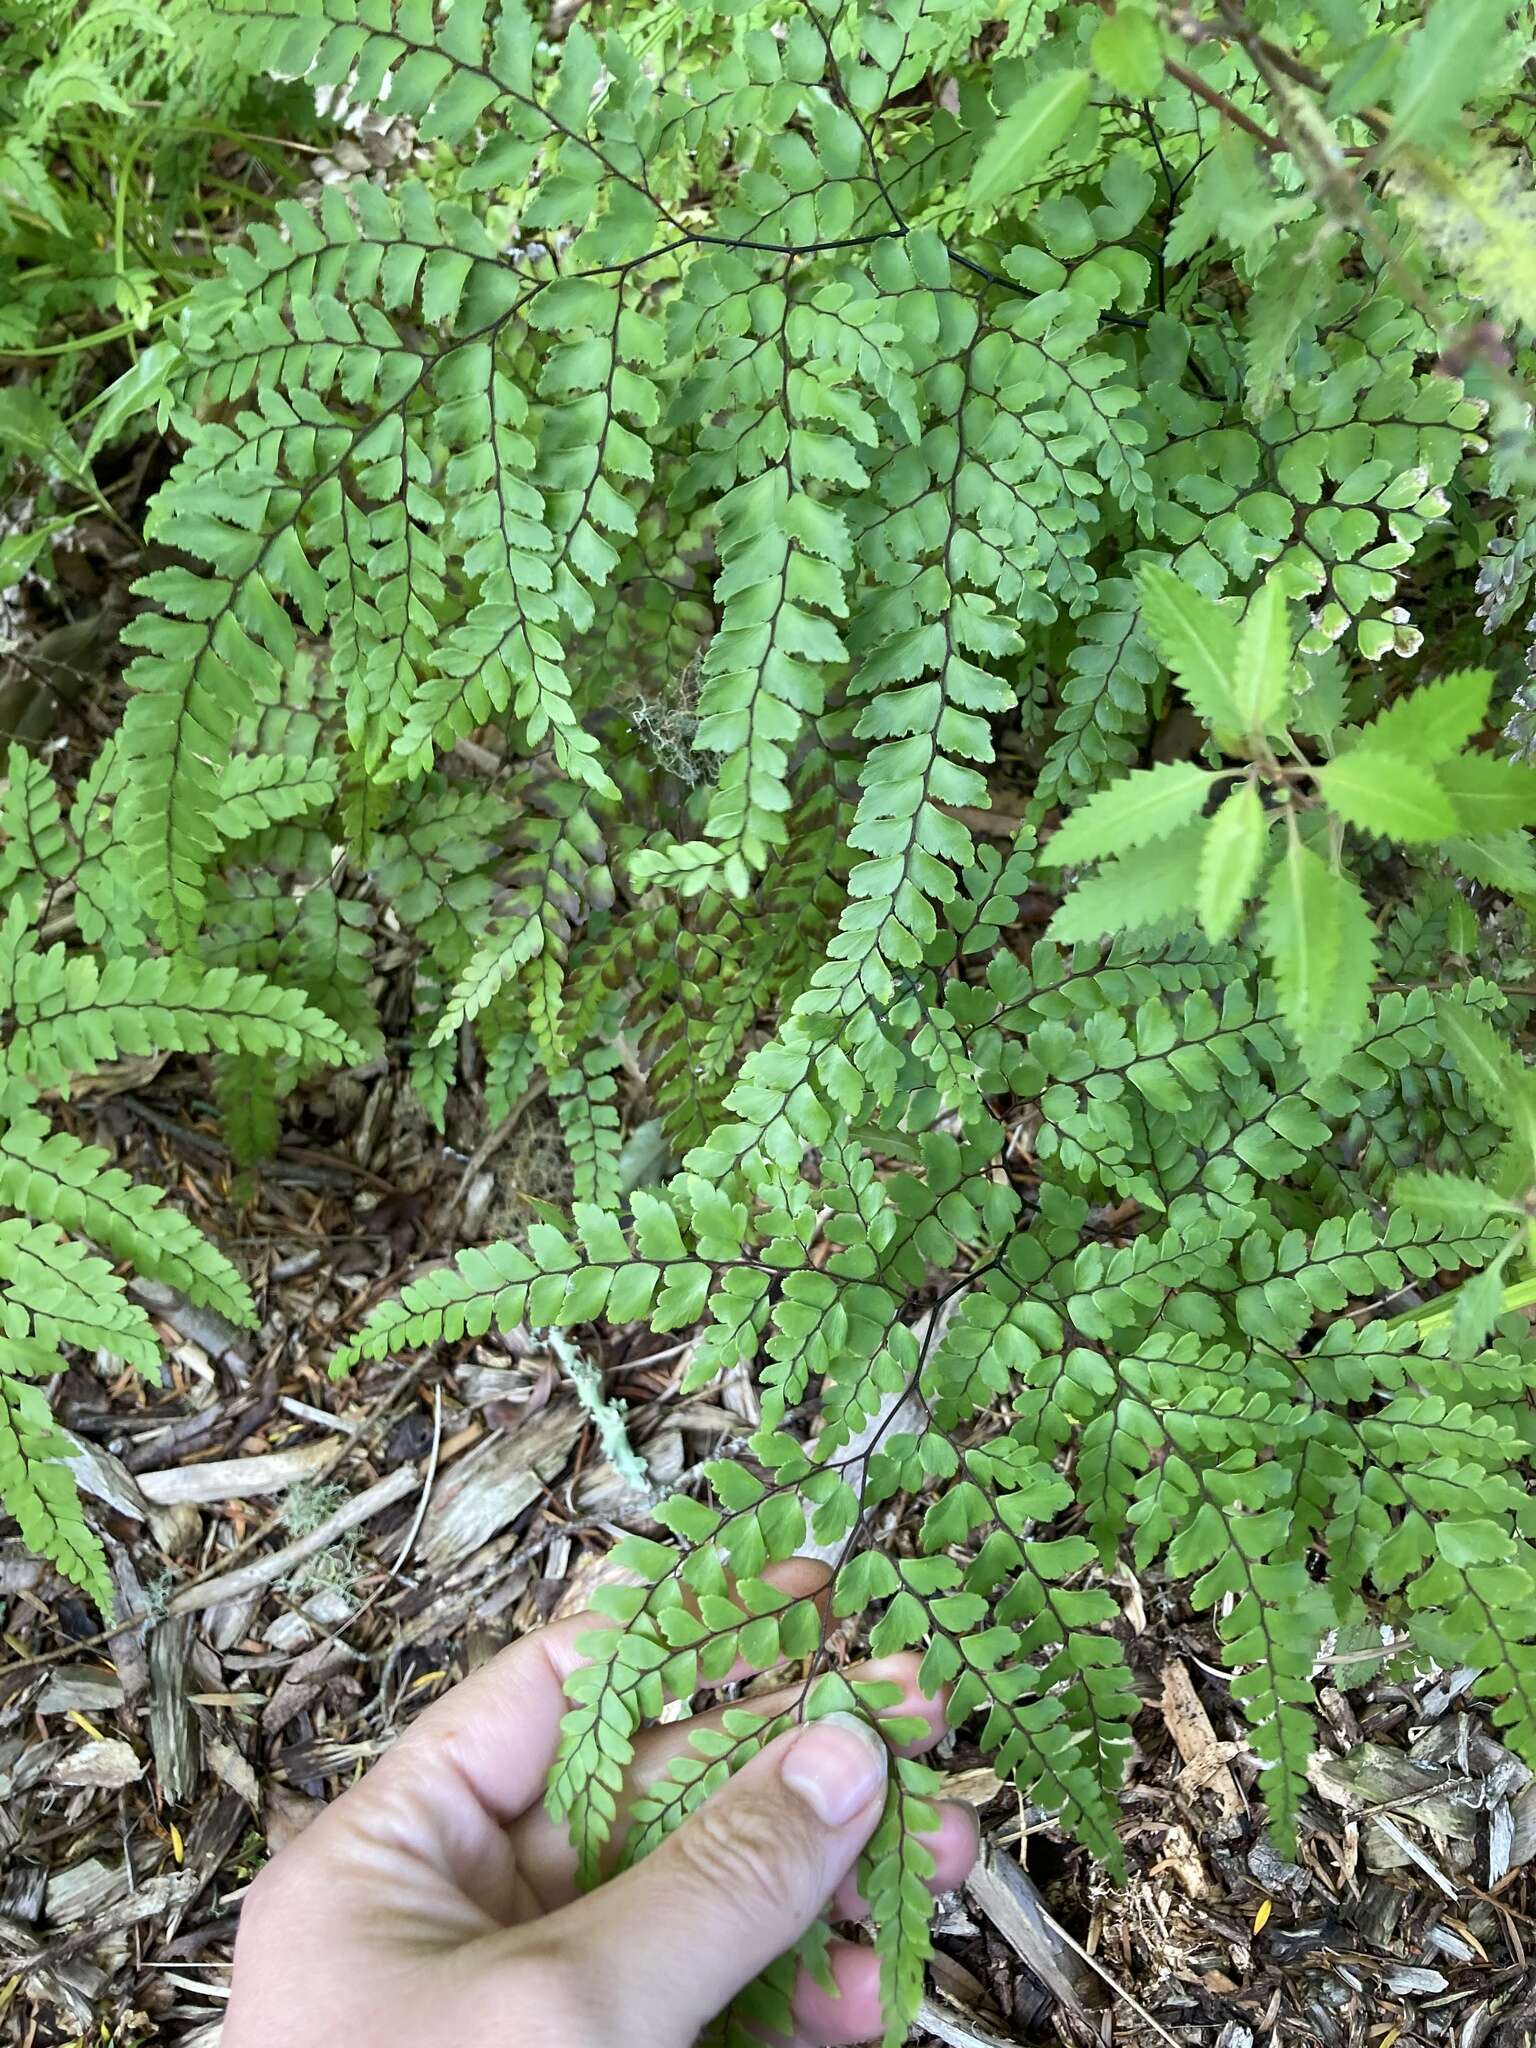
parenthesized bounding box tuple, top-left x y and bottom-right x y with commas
(1392, 1169, 1519, 1227)
(1435, 998, 1536, 1166)
(1449, 1262, 1512, 1359)
(1136, 564, 1243, 733)
(1232, 577, 1291, 734)
(1258, 839, 1346, 1071)
(1317, 751, 1457, 844)
(1387, 0, 1512, 152)
(1091, 7, 1164, 97)
(1040, 760, 1218, 869)
(1302, 862, 1377, 1078)
(1438, 753, 1536, 833)
(1047, 821, 1208, 943)
(966, 70, 1094, 218)
(1445, 832, 1536, 895)
(1353, 670, 1492, 763)
(1197, 781, 1269, 941)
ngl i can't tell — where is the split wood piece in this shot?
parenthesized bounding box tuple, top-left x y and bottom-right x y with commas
(148, 1613, 201, 1803)
(165, 1788, 248, 1944)
(574, 1425, 685, 1528)
(964, 1841, 1100, 2018)
(107, 1549, 152, 1700)
(54, 1737, 142, 1788)
(1160, 1658, 1245, 1825)
(969, 1844, 1198, 2048)
(917, 1987, 1026, 2048)
(64, 1430, 197, 1555)
(136, 1438, 341, 1506)
(43, 1855, 131, 1925)
(47, 1870, 199, 1950)
(34, 1665, 126, 1715)
(417, 1403, 582, 1571)
(261, 1639, 357, 1739)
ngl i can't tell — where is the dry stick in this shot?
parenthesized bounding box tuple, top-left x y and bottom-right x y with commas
(1219, 10, 1391, 139)
(1047, 1915, 1190, 2048)
(972, 1846, 1185, 2048)
(0, 1358, 425, 1676)
(1163, 56, 1284, 152)
(164, 1463, 421, 1616)
(1198, 0, 1532, 433)
(914, 1991, 1024, 2048)
(388, 1381, 444, 1579)
(267, 1385, 448, 1677)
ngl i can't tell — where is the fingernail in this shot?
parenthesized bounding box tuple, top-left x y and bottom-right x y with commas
(781, 1712, 889, 1826)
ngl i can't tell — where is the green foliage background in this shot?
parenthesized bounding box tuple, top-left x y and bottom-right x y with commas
(8, 0, 1536, 2037)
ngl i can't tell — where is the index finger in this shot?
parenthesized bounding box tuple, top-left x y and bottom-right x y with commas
(377, 1611, 601, 1824)
(347, 1555, 831, 1832)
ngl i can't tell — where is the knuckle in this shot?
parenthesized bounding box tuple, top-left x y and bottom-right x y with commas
(668, 1792, 812, 1912)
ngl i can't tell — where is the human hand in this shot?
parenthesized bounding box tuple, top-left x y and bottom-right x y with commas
(223, 1604, 978, 2047)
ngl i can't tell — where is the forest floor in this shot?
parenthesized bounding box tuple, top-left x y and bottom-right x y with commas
(6, 1036, 1536, 2048)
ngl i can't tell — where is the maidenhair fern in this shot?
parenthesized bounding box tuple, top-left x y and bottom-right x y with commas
(11, 0, 1536, 2039)
(0, 746, 358, 1605)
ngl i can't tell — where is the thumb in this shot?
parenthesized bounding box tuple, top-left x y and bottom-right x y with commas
(562, 1711, 889, 2036)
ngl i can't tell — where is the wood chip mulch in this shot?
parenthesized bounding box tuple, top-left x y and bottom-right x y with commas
(5, 1073, 1536, 2048)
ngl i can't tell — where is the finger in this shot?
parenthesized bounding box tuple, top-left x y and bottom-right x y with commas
(371, 1612, 600, 1824)
(531, 1713, 890, 2036)
(512, 1651, 951, 1907)
(329, 1554, 832, 1849)
(258, 1613, 609, 1932)
(829, 1798, 979, 1922)
(791, 1941, 885, 2045)
(751, 1941, 889, 2047)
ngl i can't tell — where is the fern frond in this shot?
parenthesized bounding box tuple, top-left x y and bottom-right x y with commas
(0, 1217, 162, 1372)
(10, 947, 362, 1091)
(0, 742, 72, 901)
(552, 1037, 624, 1206)
(0, 1364, 112, 1612)
(0, 1091, 254, 1323)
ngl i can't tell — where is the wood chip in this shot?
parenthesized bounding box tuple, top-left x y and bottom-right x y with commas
(260, 1640, 356, 1738)
(574, 1426, 684, 1527)
(54, 1738, 143, 1789)
(128, 1277, 252, 1379)
(148, 1615, 201, 1804)
(965, 1842, 1098, 2016)
(942, 1763, 1006, 1810)
(34, 1666, 126, 1716)
(75, 1870, 200, 1942)
(917, 1988, 1025, 2048)
(418, 1403, 581, 1570)
(45, 1856, 129, 1925)
(1160, 1659, 1244, 1825)
(206, 1737, 261, 1811)
(1372, 1816, 1461, 1898)
(63, 1431, 190, 1553)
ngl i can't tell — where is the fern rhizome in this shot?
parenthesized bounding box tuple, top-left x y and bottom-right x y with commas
(11, 0, 1536, 2038)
